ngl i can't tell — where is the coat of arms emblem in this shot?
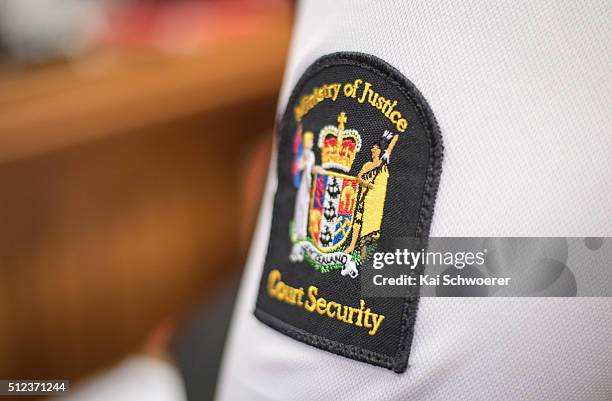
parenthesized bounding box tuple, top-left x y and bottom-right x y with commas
(256, 53, 443, 373)
(290, 112, 399, 278)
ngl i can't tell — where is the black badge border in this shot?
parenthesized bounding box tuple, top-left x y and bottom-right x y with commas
(254, 52, 444, 373)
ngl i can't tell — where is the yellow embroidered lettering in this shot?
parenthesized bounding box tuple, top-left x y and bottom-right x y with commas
(266, 270, 385, 335)
(357, 82, 372, 103)
(326, 301, 337, 318)
(293, 79, 408, 132)
(304, 285, 318, 312)
(293, 83, 342, 122)
(355, 299, 366, 327)
(397, 118, 408, 132)
(353, 81, 408, 132)
(346, 306, 356, 324)
(370, 314, 385, 336)
(267, 269, 306, 305)
(330, 83, 342, 101)
(267, 269, 281, 296)
(383, 100, 397, 117)
(390, 111, 401, 123)
(315, 297, 327, 315)
(296, 287, 305, 306)
(343, 79, 362, 98)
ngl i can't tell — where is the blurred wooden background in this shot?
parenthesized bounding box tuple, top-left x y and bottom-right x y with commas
(0, 5, 290, 384)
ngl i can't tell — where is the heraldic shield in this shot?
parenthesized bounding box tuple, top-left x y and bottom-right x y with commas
(289, 111, 394, 278)
(309, 172, 358, 252)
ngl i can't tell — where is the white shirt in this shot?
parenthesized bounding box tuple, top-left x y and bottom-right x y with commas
(216, 1, 612, 400)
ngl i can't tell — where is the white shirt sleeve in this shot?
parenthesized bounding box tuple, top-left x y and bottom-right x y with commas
(216, 1, 612, 400)
(60, 356, 187, 401)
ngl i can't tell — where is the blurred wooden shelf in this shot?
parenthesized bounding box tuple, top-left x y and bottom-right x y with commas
(0, 7, 289, 383)
(0, 10, 291, 163)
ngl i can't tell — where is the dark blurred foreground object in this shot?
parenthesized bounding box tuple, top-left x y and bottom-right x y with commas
(0, 0, 289, 389)
(172, 277, 241, 401)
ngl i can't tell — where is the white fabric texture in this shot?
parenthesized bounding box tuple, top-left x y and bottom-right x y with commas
(216, 1, 612, 400)
(60, 356, 187, 401)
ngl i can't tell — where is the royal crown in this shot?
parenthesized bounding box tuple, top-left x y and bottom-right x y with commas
(318, 112, 362, 172)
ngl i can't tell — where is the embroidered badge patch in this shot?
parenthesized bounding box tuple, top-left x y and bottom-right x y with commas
(254, 52, 443, 372)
